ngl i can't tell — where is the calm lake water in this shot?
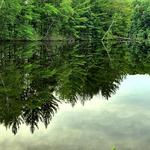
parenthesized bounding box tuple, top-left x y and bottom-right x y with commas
(0, 41, 150, 150)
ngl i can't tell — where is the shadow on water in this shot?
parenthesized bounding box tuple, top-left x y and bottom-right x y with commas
(0, 41, 150, 134)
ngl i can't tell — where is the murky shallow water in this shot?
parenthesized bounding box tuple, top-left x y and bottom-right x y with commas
(0, 42, 150, 150)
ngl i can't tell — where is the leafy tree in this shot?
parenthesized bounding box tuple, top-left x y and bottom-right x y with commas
(131, 0, 150, 39)
(0, 0, 22, 40)
(0, 0, 133, 40)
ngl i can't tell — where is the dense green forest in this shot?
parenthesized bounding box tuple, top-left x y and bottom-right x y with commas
(1, 2, 150, 150)
(0, 0, 149, 41)
(131, 0, 150, 39)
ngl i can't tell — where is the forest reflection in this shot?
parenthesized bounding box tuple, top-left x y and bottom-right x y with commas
(0, 41, 150, 134)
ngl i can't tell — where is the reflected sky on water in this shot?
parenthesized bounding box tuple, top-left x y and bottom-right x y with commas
(0, 75, 150, 150)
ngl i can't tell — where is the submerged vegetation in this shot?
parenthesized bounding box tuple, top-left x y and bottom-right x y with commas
(0, 0, 149, 41)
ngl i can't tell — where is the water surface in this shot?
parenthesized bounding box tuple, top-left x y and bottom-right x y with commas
(0, 41, 150, 150)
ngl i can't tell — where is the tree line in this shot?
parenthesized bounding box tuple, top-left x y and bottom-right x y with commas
(0, 0, 149, 41)
(0, 0, 131, 40)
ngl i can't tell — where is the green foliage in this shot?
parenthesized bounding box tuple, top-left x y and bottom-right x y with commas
(131, 0, 150, 39)
(0, 0, 22, 40)
(0, 0, 133, 40)
(112, 147, 117, 150)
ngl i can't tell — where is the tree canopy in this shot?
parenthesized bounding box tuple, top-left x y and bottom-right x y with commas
(1, 0, 149, 41)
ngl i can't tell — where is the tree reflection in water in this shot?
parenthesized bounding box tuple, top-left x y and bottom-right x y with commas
(0, 41, 149, 134)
